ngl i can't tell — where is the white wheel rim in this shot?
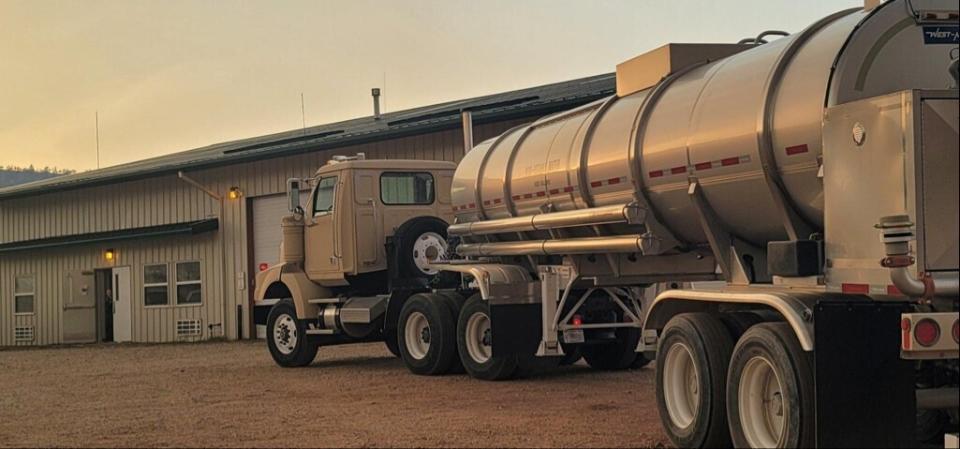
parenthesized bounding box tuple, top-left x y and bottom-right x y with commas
(465, 311, 492, 364)
(662, 342, 700, 430)
(412, 232, 447, 275)
(739, 356, 786, 448)
(273, 314, 298, 355)
(404, 311, 431, 360)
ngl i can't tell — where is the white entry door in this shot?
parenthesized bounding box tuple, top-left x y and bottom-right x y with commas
(112, 266, 133, 342)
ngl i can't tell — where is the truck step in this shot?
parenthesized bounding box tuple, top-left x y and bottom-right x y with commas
(306, 329, 336, 335)
(307, 297, 342, 305)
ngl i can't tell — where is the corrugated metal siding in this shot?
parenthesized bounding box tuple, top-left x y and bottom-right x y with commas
(0, 120, 525, 346)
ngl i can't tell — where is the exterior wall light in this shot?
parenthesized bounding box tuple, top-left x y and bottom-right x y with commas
(228, 187, 243, 200)
(104, 248, 115, 261)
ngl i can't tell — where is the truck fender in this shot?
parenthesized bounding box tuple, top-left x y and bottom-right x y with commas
(254, 263, 329, 320)
(643, 289, 819, 352)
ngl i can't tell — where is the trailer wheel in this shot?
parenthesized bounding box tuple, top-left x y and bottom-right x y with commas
(727, 322, 814, 449)
(397, 293, 458, 375)
(655, 313, 734, 448)
(457, 294, 518, 381)
(394, 217, 448, 278)
(266, 299, 319, 367)
(582, 327, 642, 371)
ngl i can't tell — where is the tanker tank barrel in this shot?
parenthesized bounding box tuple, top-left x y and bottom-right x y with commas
(448, 203, 643, 237)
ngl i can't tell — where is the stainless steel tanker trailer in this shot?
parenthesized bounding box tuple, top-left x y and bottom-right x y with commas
(256, 0, 958, 447)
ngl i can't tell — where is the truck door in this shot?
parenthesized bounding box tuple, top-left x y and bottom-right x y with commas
(305, 175, 345, 284)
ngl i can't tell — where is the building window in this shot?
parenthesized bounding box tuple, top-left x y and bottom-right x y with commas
(14, 275, 35, 315)
(176, 261, 202, 305)
(312, 176, 337, 216)
(143, 264, 169, 306)
(380, 172, 434, 205)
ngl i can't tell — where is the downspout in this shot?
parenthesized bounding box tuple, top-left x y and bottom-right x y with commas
(179, 171, 232, 338)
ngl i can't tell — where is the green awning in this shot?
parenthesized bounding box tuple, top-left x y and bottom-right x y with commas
(0, 219, 218, 253)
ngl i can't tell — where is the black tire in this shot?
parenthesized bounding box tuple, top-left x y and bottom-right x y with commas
(435, 290, 466, 374)
(655, 313, 734, 448)
(559, 342, 582, 366)
(397, 293, 459, 375)
(719, 311, 765, 339)
(727, 322, 815, 449)
(631, 352, 652, 369)
(457, 294, 518, 381)
(266, 299, 319, 367)
(582, 327, 641, 371)
(394, 217, 448, 278)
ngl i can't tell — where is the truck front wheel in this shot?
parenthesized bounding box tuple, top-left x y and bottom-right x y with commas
(726, 322, 814, 448)
(266, 299, 319, 367)
(457, 294, 518, 381)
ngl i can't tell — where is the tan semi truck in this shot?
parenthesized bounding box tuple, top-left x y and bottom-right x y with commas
(254, 154, 641, 375)
(257, 0, 959, 447)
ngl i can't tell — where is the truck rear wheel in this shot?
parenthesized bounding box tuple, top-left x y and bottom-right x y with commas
(727, 322, 814, 449)
(397, 293, 459, 375)
(435, 291, 466, 373)
(457, 294, 518, 381)
(656, 313, 734, 448)
(582, 327, 642, 371)
(266, 299, 319, 367)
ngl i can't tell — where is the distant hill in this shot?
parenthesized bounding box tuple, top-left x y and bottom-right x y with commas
(0, 166, 76, 189)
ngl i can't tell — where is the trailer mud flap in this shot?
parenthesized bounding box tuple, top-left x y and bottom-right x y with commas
(490, 303, 541, 358)
(814, 301, 914, 448)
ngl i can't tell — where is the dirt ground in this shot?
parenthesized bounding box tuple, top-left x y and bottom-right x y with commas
(0, 340, 669, 448)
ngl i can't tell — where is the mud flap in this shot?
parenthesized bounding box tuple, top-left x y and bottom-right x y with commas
(490, 303, 541, 358)
(814, 300, 915, 448)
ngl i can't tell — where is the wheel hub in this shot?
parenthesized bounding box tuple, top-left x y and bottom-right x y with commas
(465, 311, 492, 364)
(739, 355, 787, 448)
(404, 311, 431, 360)
(412, 232, 447, 275)
(273, 314, 298, 355)
(662, 342, 700, 430)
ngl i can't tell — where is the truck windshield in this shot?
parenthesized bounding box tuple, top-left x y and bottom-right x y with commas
(312, 176, 337, 216)
(380, 172, 434, 205)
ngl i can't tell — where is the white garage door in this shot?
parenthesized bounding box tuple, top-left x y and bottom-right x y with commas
(251, 193, 308, 339)
(252, 194, 291, 273)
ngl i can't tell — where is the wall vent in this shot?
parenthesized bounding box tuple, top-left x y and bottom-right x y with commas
(14, 326, 34, 342)
(176, 320, 203, 338)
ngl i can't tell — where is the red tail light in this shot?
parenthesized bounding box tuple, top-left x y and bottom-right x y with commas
(572, 315, 583, 327)
(914, 319, 940, 347)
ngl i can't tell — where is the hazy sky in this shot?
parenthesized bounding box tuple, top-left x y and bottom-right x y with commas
(1, 0, 860, 171)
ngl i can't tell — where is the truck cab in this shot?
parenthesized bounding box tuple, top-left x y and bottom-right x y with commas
(293, 156, 455, 287)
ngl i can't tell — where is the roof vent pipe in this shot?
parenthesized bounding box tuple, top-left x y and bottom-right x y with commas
(371, 88, 382, 120)
(461, 109, 474, 153)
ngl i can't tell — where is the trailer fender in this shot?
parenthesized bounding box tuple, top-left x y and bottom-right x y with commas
(254, 263, 328, 320)
(643, 289, 819, 351)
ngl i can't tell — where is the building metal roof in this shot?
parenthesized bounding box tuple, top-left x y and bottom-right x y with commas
(0, 74, 616, 200)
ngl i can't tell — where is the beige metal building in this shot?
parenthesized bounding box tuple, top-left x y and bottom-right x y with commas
(0, 75, 614, 346)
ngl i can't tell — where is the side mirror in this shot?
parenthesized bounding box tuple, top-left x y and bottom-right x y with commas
(287, 178, 301, 213)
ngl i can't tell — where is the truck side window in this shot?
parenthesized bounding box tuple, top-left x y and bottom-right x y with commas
(312, 176, 337, 216)
(380, 172, 434, 205)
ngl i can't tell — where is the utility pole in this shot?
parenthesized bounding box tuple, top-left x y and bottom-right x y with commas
(95, 111, 101, 169)
(300, 93, 306, 134)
